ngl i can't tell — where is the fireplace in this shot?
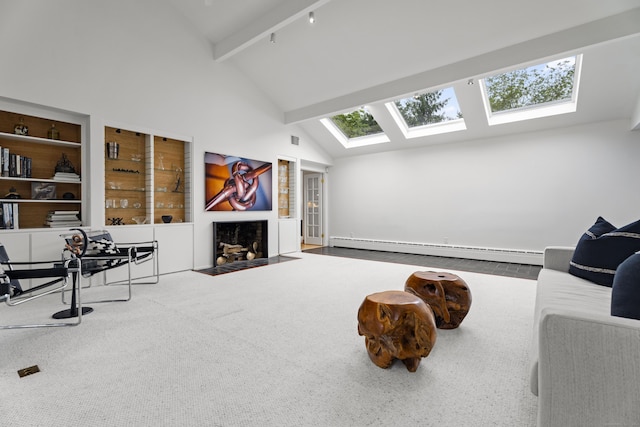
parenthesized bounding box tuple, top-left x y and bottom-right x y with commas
(212, 220, 268, 266)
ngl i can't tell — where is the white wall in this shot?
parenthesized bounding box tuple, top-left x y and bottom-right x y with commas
(0, 0, 332, 269)
(328, 119, 640, 252)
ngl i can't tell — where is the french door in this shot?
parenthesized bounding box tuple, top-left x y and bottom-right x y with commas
(304, 173, 323, 245)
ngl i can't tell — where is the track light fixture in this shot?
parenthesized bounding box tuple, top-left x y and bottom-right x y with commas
(467, 78, 474, 85)
(270, 32, 276, 43)
(309, 11, 315, 23)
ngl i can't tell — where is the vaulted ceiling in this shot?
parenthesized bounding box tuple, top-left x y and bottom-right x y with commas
(164, 0, 640, 158)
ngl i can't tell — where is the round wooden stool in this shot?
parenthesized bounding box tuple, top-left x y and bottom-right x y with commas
(405, 271, 472, 329)
(357, 290, 437, 372)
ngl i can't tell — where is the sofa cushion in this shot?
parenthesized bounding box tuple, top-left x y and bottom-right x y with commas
(569, 217, 640, 287)
(611, 252, 640, 320)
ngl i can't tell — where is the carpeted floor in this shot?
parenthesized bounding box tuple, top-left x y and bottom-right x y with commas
(1, 252, 537, 426)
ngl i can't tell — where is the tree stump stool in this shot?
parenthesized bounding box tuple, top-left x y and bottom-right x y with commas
(405, 271, 472, 329)
(357, 290, 437, 372)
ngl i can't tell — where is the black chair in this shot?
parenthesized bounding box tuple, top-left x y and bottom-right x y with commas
(1, 242, 89, 329)
(61, 228, 159, 304)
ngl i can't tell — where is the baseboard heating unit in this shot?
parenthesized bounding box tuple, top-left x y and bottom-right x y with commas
(329, 237, 544, 265)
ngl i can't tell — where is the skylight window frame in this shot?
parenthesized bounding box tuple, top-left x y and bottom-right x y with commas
(384, 87, 466, 139)
(320, 106, 390, 149)
(320, 117, 390, 149)
(479, 54, 583, 126)
(386, 102, 466, 139)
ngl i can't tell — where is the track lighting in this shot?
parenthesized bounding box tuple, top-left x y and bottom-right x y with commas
(467, 78, 474, 85)
(309, 11, 315, 23)
(270, 33, 276, 43)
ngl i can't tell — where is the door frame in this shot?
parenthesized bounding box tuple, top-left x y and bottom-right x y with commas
(303, 172, 323, 245)
(300, 163, 328, 247)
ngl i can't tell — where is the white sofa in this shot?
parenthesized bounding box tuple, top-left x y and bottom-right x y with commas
(530, 246, 640, 427)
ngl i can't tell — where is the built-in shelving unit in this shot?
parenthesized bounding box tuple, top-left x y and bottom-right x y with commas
(104, 125, 191, 226)
(153, 135, 187, 224)
(0, 107, 84, 229)
(278, 158, 296, 219)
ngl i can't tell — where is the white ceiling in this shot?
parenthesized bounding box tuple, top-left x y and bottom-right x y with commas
(164, 0, 640, 158)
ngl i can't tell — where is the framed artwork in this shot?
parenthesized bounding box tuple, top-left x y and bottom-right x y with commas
(32, 182, 57, 200)
(204, 152, 272, 211)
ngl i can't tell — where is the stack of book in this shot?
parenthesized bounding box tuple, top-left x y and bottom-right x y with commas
(44, 210, 81, 227)
(0, 147, 32, 178)
(52, 172, 81, 182)
(0, 202, 19, 229)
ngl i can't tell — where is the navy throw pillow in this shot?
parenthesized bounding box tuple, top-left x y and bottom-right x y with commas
(569, 217, 640, 287)
(611, 252, 640, 320)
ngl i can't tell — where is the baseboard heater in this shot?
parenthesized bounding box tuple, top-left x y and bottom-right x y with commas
(329, 236, 544, 265)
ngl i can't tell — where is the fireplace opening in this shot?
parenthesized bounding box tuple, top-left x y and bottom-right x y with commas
(212, 220, 268, 266)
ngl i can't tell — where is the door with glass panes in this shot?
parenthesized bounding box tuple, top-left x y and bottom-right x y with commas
(304, 173, 323, 245)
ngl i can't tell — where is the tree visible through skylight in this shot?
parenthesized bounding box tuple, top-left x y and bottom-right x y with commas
(484, 56, 576, 113)
(330, 107, 383, 139)
(394, 88, 462, 128)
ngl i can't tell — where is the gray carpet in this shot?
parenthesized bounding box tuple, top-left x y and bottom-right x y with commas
(1, 252, 537, 426)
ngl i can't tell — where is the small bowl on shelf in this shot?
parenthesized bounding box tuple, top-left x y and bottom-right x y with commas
(161, 215, 173, 223)
(132, 216, 148, 225)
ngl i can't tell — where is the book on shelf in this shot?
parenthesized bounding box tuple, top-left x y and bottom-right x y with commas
(44, 210, 81, 227)
(21, 156, 32, 178)
(0, 202, 19, 229)
(2, 148, 8, 177)
(47, 214, 80, 221)
(52, 172, 80, 182)
(44, 221, 82, 227)
(50, 210, 80, 215)
(0, 148, 32, 178)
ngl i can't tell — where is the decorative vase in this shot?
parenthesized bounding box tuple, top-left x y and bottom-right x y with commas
(14, 117, 28, 135)
(47, 123, 60, 140)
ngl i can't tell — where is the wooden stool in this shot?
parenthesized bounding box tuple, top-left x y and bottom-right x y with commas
(357, 290, 437, 372)
(405, 271, 472, 329)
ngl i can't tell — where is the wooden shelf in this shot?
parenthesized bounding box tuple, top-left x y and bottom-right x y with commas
(153, 135, 187, 225)
(0, 107, 84, 230)
(0, 198, 81, 203)
(104, 127, 190, 225)
(0, 131, 80, 148)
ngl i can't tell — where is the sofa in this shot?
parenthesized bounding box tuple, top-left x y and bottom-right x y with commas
(530, 246, 640, 427)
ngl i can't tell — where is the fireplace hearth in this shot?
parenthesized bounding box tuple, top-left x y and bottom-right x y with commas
(212, 220, 268, 266)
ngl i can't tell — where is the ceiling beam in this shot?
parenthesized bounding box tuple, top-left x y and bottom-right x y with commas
(213, 0, 331, 62)
(284, 7, 640, 124)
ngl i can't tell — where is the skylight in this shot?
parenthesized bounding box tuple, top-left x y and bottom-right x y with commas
(320, 107, 389, 148)
(480, 55, 582, 125)
(386, 87, 466, 138)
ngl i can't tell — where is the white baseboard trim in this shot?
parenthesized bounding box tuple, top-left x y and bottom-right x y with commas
(329, 236, 544, 265)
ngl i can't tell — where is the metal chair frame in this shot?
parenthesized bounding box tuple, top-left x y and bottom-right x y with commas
(60, 228, 159, 305)
(1, 257, 85, 329)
